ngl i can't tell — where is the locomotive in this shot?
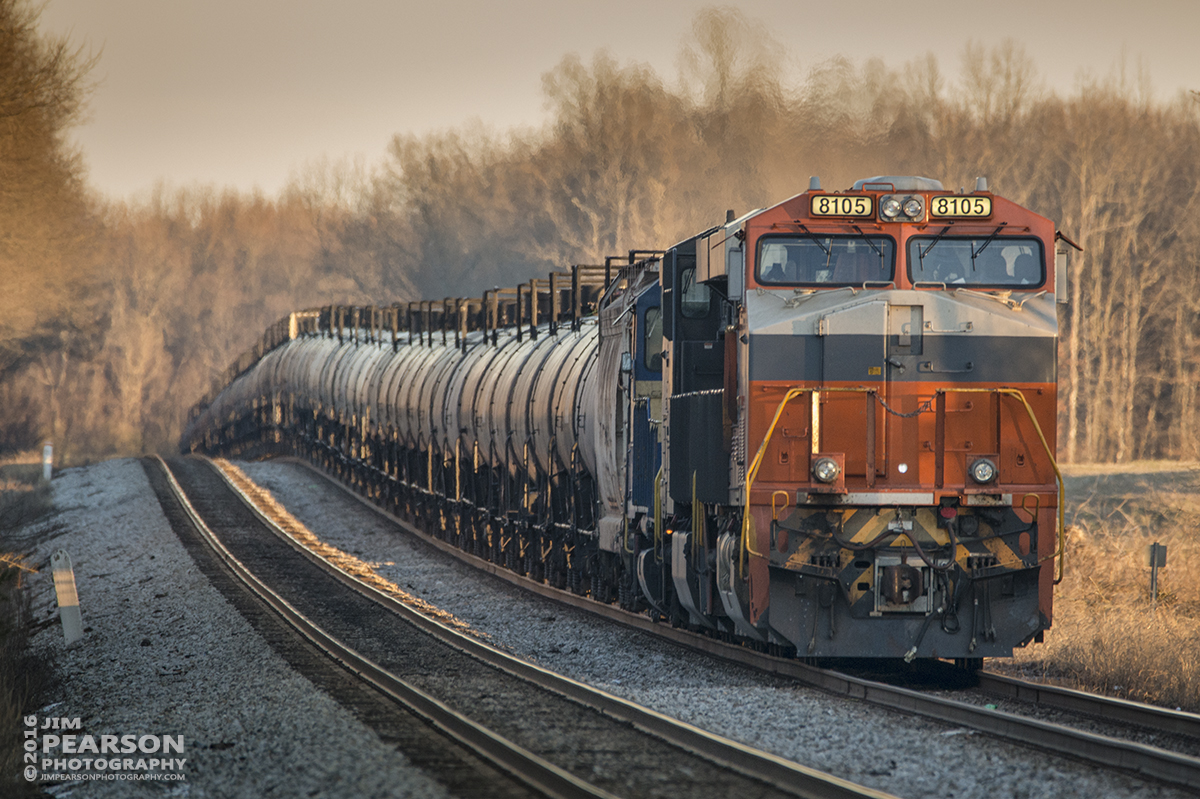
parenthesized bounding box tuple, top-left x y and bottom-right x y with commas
(184, 175, 1070, 664)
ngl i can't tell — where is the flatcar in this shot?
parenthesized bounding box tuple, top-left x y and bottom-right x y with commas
(184, 175, 1071, 664)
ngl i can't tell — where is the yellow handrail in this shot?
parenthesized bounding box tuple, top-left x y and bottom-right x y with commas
(771, 490, 791, 521)
(943, 387, 1066, 583)
(740, 388, 806, 575)
(653, 465, 664, 563)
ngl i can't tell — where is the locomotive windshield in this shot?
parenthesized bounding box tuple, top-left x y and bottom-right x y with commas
(756, 235, 896, 286)
(908, 236, 1044, 287)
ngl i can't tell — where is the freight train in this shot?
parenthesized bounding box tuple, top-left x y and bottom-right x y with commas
(183, 175, 1072, 664)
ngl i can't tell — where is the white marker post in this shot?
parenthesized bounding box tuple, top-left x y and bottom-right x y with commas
(42, 442, 52, 481)
(51, 550, 83, 645)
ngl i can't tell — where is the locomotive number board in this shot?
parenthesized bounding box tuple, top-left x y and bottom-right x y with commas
(810, 195, 873, 217)
(930, 196, 992, 217)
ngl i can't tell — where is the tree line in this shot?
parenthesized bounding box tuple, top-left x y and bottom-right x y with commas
(1, 4, 1197, 464)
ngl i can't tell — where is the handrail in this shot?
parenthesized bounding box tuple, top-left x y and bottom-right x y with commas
(653, 466, 664, 563)
(740, 388, 807, 574)
(771, 491, 790, 522)
(940, 387, 1065, 584)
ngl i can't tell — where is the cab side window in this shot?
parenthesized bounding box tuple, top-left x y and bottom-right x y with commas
(680, 267, 711, 318)
(643, 307, 662, 372)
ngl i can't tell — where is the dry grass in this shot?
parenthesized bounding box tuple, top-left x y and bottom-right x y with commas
(0, 483, 52, 529)
(1002, 463, 1200, 711)
(0, 449, 46, 478)
(0, 473, 55, 797)
(0, 556, 51, 798)
(0, 453, 53, 531)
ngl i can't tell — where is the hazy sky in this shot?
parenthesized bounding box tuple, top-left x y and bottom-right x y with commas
(40, 0, 1200, 199)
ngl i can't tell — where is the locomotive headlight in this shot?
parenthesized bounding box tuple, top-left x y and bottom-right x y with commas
(880, 196, 902, 218)
(812, 457, 840, 483)
(969, 458, 998, 484)
(902, 197, 924, 218)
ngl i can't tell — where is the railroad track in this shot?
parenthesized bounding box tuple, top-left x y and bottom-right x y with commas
(149, 456, 895, 799)
(975, 670, 1200, 745)
(274, 455, 1200, 793)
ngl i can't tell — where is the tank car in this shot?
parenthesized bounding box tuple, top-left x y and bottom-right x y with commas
(184, 175, 1070, 663)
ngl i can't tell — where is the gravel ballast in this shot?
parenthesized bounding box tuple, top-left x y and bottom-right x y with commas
(237, 457, 1195, 799)
(15, 458, 451, 799)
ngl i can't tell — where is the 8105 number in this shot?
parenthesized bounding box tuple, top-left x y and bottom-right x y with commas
(810, 195, 872, 216)
(930, 196, 992, 217)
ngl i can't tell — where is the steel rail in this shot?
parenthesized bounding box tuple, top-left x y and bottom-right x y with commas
(282, 455, 1200, 792)
(977, 671, 1200, 741)
(203, 455, 896, 799)
(154, 457, 620, 799)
